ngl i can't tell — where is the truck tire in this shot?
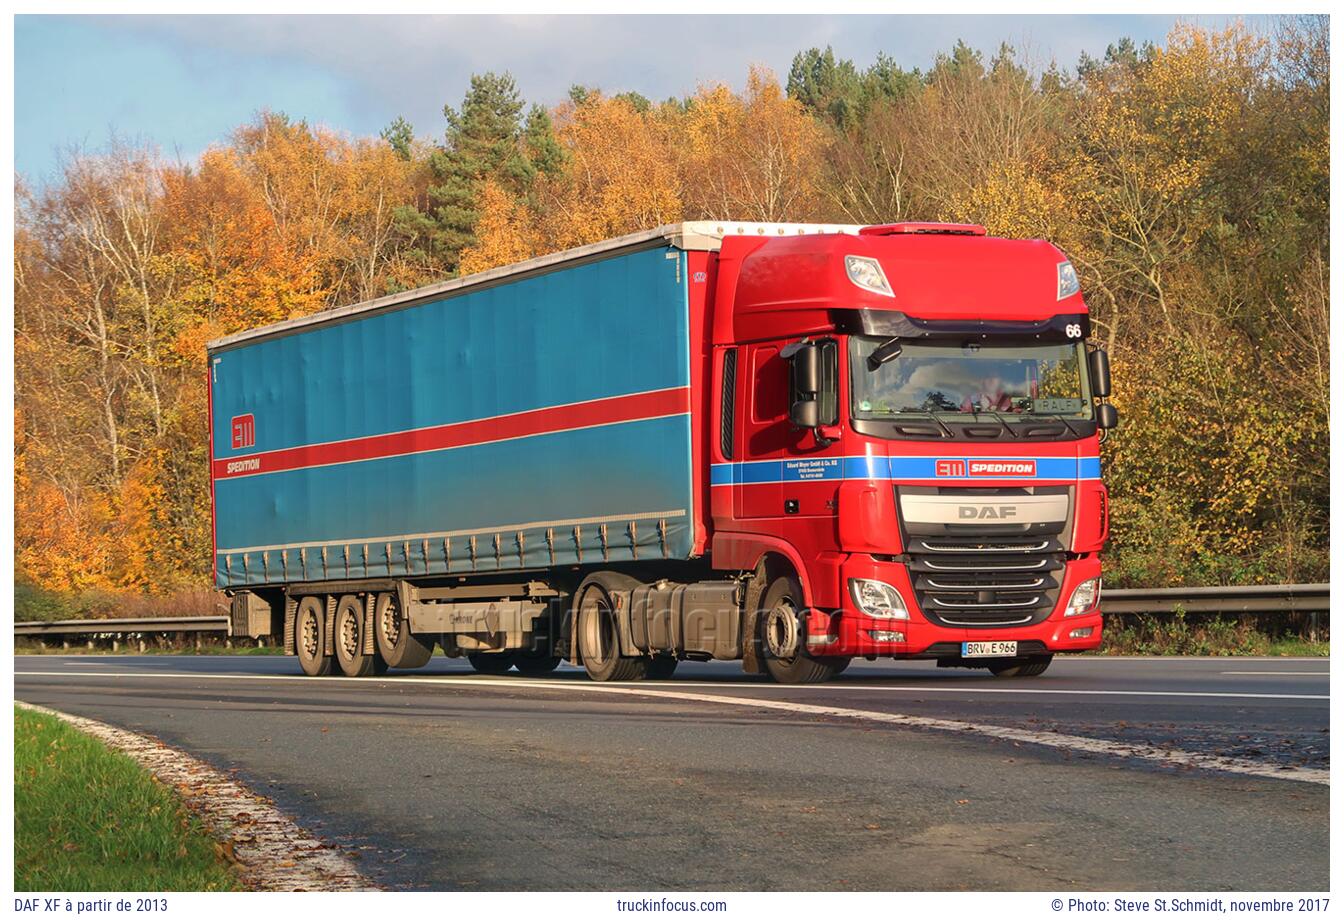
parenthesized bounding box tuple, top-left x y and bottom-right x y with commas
(334, 594, 380, 677)
(467, 652, 515, 675)
(513, 650, 562, 676)
(988, 655, 1053, 678)
(759, 574, 844, 684)
(646, 655, 679, 680)
(295, 596, 333, 677)
(576, 572, 648, 682)
(374, 592, 433, 670)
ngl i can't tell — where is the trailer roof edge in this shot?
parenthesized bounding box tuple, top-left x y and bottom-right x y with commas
(206, 221, 863, 352)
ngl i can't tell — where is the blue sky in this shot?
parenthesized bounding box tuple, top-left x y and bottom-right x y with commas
(15, 14, 1271, 185)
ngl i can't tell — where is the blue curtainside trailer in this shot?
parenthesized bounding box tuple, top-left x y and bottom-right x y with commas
(209, 241, 699, 590)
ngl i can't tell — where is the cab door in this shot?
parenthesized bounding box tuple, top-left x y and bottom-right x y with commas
(736, 342, 792, 519)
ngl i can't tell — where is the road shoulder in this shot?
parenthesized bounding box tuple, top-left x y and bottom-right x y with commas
(15, 701, 375, 892)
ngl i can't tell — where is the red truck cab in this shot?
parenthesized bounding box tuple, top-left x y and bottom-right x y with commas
(700, 222, 1115, 681)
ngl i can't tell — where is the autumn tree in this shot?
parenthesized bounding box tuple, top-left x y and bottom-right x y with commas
(12, 19, 1330, 607)
(533, 91, 683, 250)
(457, 179, 537, 275)
(680, 67, 828, 222)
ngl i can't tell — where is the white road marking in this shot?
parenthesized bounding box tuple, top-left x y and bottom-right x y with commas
(1219, 671, 1328, 676)
(15, 669, 1328, 701)
(643, 682, 1330, 700)
(16, 670, 1328, 785)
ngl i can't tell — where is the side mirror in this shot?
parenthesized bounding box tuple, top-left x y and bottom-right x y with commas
(788, 342, 821, 430)
(791, 343, 820, 396)
(1096, 403, 1118, 430)
(790, 399, 820, 429)
(1089, 348, 1112, 399)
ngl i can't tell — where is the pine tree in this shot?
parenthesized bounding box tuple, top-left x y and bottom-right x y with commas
(381, 116, 414, 161)
(391, 72, 559, 275)
(786, 46, 863, 128)
(524, 105, 565, 181)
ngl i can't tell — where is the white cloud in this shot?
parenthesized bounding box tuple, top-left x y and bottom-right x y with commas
(93, 14, 1258, 137)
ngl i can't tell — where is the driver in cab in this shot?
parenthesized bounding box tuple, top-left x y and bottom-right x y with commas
(961, 374, 1017, 413)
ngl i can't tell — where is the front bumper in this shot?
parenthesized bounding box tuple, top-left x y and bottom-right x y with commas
(804, 554, 1105, 658)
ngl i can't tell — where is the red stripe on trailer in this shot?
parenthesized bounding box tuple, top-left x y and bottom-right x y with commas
(213, 386, 691, 481)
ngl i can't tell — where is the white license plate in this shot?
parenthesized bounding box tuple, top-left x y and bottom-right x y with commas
(962, 641, 1017, 658)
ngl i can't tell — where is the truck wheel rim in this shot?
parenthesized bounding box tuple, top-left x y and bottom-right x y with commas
(300, 611, 319, 659)
(765, 599, 800, 661)
(379, 598, 401, 649)
(339, 609, 359, 659)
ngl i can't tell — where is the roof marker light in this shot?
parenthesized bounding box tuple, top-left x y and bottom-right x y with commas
(845, 255, 894, 298)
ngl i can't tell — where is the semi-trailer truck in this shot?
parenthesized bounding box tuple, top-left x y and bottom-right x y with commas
(210, 220, 1116, 684)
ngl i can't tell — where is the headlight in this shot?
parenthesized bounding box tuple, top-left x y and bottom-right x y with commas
(1057, 261, 1080, 300)
(1065, 577, 1100, 616)
(849, 578, 908, 619)
(845, 255, 894, 298)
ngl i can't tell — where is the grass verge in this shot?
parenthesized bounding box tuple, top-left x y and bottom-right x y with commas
(14, 706, 240, 891)
(1098, 612, 1329, 656)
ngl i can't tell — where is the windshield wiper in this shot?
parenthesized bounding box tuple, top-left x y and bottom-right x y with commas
(1025, 412, 1087, 437)
(980, 409, 1021, 439)
(912, 409, 955, 439)
(867, 407, 956, 438)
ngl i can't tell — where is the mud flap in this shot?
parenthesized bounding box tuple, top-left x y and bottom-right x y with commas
(283, 595, 298, 655)
(740, 564, 768, 674)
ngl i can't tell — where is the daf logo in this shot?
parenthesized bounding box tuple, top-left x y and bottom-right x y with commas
(959, 505, 1018, 520)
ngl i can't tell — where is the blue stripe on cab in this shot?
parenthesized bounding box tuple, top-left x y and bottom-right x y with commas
(715, 455, 1102, 483)
(736, 460, 782, 484)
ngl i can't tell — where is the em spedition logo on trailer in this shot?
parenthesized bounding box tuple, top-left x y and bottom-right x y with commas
(231, 414, 255, 450)
(227, 414, 259, 475)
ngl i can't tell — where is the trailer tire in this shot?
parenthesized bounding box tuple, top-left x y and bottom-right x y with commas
(759, 574, 844, 684)
(295, 596, 333, 677)
(988, 655, 1053, 678)
(576, 573, 648, 682)
(334, 595, 379, 677)
(467, 652, 515, 675)
(374, 592, 433, 670)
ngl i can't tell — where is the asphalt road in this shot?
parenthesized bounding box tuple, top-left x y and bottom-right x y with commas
(14, 654, 1329, 891)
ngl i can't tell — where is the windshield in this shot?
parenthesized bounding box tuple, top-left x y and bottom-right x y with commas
(849, 338, 1093, 421)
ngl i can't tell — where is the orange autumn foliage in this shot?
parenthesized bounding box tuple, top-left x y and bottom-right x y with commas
(12, 25, 1331, 605)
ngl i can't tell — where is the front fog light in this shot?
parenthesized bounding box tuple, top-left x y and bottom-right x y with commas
(1065, 577, 1101, 616)
(850, 578, 908, 619)
(1069, 627, 1094, 639)
(868, 630, 906, 643)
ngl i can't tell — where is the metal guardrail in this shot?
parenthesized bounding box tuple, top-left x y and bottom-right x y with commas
(1103, 584, 1329, 615)
(14, 616, 230, 637)
(11, 584, 1329, 640)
